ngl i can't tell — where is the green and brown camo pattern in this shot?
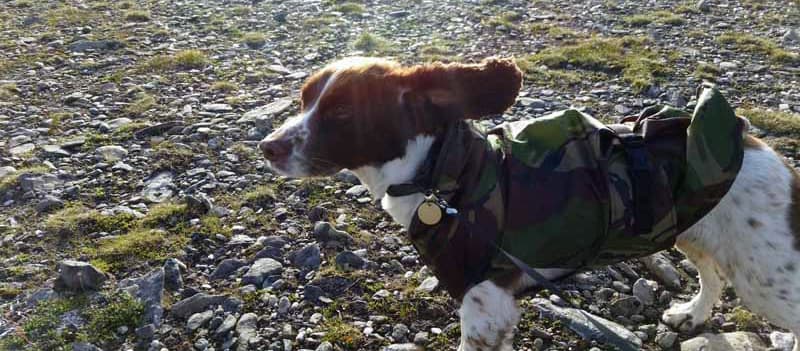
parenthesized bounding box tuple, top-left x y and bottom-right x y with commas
(406, 84, 746, 300)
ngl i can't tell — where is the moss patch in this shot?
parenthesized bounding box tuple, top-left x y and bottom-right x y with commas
(320, 318, 364, 349)
(211, 81, 239, 93)
(352, 32, 394, 55)
(527, 36, 669, 93)
(139, 50, 209, 72)
(718, 32, 800, 65)
(624, 11, 685, 27)
(738, 108, 800, 138)
(0, 292, 143, 351)
(243, 185, 276, 208)
(335, 2, 365, 15)
(242, 32, 266, 49)
(694, 62, 722, 81)
(124, 10, 151, 22)
(125, 93, 156, 115)
(0, 166, 50, 194)
(152, 141, 195, 171)
(44, 205, 137, 237)
(90, 228, 186, 272)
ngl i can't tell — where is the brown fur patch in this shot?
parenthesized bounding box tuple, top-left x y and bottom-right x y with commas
(743, 134, 768, 149)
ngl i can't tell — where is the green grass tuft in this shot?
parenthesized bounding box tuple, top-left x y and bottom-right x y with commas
(139, 50, 208, 72)
(321, 318, 364, 349)
(211, 81, 239, 93)
(0, 166, 49, 194)
(126, 93, 156, 115)
(152, 141, 195, 171)
(335, 2, 365, 14)
(739, 108, 800, 138)
(124, 10, 151, 22)
(242, 32, 267, 49)
(694, 62, 721, 81)
(624, 11, 685, 27)
(45, 205, 138, 237)
(527, 36, 669, 93)
(353, 32, 393, 55)
(90, 228, 186, 272)
(718, 32, 800, 65)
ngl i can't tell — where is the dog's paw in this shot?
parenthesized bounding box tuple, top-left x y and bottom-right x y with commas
(662, 302, 708, 332)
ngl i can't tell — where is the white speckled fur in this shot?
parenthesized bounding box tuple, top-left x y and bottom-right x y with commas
(351, 136, 799, 351)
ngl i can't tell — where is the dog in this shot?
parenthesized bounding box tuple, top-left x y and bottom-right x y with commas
(258, 57, 800, 351)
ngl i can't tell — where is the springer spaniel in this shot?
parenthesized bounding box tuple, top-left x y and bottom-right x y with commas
(258, 57, 800, 351)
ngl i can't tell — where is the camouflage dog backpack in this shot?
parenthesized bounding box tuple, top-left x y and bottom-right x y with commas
(389, 84, 747, 300)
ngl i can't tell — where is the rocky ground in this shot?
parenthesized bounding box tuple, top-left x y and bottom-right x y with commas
(0, 0, 799, 350)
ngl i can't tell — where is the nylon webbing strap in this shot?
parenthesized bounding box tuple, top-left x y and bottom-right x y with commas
(494, 244, 639, 351)
(619, 134, 654, 235)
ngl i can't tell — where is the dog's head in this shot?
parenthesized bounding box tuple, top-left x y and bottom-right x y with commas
(258, 57, 523, 177)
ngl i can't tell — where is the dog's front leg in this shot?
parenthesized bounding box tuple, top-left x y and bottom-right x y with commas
(458, 280, 519, 351)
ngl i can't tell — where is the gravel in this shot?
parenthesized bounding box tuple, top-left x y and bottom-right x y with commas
(1, 0, 799, 349)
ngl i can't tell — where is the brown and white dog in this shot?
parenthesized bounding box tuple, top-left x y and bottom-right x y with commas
(258, 57, 800, 351)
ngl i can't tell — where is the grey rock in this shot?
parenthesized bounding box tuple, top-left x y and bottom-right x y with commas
(313, 221, 355, 244)
(36, 195, 64, 213)
(242, 258, 283, 286)
(610, 295, 644, 317)
(0, 166, 16, 179)
(95, 145, 128, 162)
(641, 253, 682, 290)
(142, 171, 176, 203)
(171, 293, 241, 318)
(681, 332, 768, 351)
(54, 260, 107, 292)
(303, 284, 325, 303)
(290, 243, 321, 269)
(236, 313, 260, 351)
(632, 278, 657, 306)
(316, 341, 334, 351)
(239, 98, 293, 128)
(383, 344, 422, 351)
(277, 296, 290, 315)
(194, 338, 209, 351)
(187, 310, 214, 332)
(210, 259, 247, 280)
(9, 143, 35, 155)
(719, 62, 738, 71)
(19, 173, 60, 194)
(41, 144, 71, 157)
(783, 28, 799, 44)
(656, 331, 678, 349)
(696, 0, 710, 12)
(416, 276, 439, 293)
(130, 268, 165, 327)
(134, 323, 156, 350)
(532, 298, 642, 349)
(68, 39, 125, 52)
(335, 251, 365, 271)
(202, 103, 233, 113)
(392, 323, 410, 342)
(213, 314, 237, 339)
(770, 331, 795, 351)
(163, 258, 183, 292)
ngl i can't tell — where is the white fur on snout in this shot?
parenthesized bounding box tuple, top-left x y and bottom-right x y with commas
(262, 71, 341, 177)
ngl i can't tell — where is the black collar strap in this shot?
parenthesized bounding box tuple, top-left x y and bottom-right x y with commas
(385, 127, 448, 198)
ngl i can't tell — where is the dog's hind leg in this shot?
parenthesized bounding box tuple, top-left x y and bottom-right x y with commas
(458, 280, 519, 351)
(662, 238, 725, 332)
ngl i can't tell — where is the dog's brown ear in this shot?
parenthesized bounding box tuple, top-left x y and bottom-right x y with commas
(399, 58, 523, 119)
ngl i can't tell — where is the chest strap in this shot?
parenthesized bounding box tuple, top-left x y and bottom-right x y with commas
(618, 133, 654, 235)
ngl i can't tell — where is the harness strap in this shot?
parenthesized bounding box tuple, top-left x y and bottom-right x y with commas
(618, 134, 654, 235)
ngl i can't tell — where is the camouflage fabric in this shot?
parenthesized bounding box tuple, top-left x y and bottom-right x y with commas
(405, 84, 746, 300)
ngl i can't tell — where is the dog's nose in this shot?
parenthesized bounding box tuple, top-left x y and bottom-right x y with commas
(259, 139, 292, 161)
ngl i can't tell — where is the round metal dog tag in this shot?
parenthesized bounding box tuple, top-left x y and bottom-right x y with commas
(417, 201, 443, 225)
